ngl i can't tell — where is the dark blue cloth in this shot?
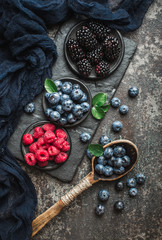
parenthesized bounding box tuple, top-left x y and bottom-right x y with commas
(0, 0, 154, 239)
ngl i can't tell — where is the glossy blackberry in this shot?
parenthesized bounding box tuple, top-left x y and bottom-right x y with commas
(86, 47, 104, 65)
(95, 60, 110, 77)
(77, 59, 92, 77)
(66, 38, 85, 62)
(103, 36, 120, 62)
(87, 21, 111, 41)
(76, 26, 98, 51)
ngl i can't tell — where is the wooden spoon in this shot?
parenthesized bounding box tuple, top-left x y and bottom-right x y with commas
(32, 139, 138, 237)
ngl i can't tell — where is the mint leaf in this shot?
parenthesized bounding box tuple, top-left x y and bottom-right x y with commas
(44, 78, 57, 93)
(101, 104, 110, 113)
(92, 93, 107, 107)
(91, 106, 105, 120)
(88, 144, 104, 157)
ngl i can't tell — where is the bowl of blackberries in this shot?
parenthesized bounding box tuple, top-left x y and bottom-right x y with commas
(64, 20, 125, 80)
(43, 77, 92, 127)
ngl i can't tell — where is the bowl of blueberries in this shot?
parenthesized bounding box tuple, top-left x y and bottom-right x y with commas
(42, 77, 92, 127)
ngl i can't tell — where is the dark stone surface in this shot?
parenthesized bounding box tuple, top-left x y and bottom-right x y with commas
(7, 18, 136, 182)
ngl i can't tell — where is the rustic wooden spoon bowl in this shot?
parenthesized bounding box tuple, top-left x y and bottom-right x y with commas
(32, 139, 138, 237)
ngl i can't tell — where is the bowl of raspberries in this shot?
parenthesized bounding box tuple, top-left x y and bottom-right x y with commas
(21, 121, 71, 170)
(64, 20, 125, 79)
(43, 77, 92, 127)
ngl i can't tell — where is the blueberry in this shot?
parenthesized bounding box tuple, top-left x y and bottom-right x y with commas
(62, 99, 74, 112)
(114, 201, 124, 211)
(80, 102, 90, 113)
(99, 135, 111, 146)
(115, 181, 124, 191)
(113, 157, 123, 168)
(60, 94, 70, 102)
(48, 92, 60, 105)
(67, 113, 77, 123)
(71, 89, 84, 101)
(98, 189, 110, 201)
(95, 204, 105, 216)
(122, 155, 130, 167)
(126, 178, 137, 188)
(50, 111, 61, 121)
(111, 97, 121, 108)
(135, 173, 146, 185)
(24, 102, 35, 113)
(128, 188, 138, 197)
(107, 156, 116, 167)
(45, 108, 53, 117)
(72, 104, 83, 117)
(54, 80, 62, 91)
(104, 147, 113, 159)
(95, 164, 104, 175)
(61, 82, 72, 94)
(112, 121, 123, 132)
(113, 146, 126, 158)
(58, 117, 67, 125)
(56, 105, 64, 115)
(80, 132, 91, 143)
(86, 149, 93, 159)
(78, 93, 88, 103)
(58, 91, 63, 97)
(73, 83, 80, 89)
(97, 156, 107, 165)
(76, 113, 84, 120)
(113, 166, 125, 175)
(103, 166, 113, 177)
(45, 92, 50, 99)
(128, 86, 139, 98)
(119, 105, 129, 115)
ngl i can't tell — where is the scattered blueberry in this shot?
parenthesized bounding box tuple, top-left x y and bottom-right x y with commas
(97, 156, 107, 165)
(114, 201, 124, 211)
(115, 181, 124, 191)
(126, 178, 137, 188)
(104, 147, 114, 159)
(24, 102, 35, 114)
(119, 105, 129, 115)
(61, 82, 72, 94)
(80, 132, 91, 143)
(111, 97, 121, 108)
(67, 113, 77, 123)
(128, 86, 139, 98)
(128, 187, 138, 197)
(113, 157, 123, 168)
(135, 173, 146, 185)
(86, 149, 93, 159)
(95, 164, 105, 175)
(99, 135, 111, 146)
(48, 92, 60, 105)
(81, 102, 90, 113)
(103, 166, 113, 177)
(112, 121, 123, 132)
(71, 89, 83, 101)
(122, 155, 130, 167)
(54, 80, 62, 91)
(72, 104, 83, 117)
(98, 189, 110, 201)
(113, 146, 126, 158)
(50, 111, 61, 121)
(78, 93, 88, 103)
(62, 99, 74, 112)
(95, 204, 105, 216)
(113, 166, 125, 175)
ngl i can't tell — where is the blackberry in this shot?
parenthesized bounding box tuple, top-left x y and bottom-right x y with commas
(102, 36, 120, 62)
(86, 47, 104, 65)
(76, 26, 98, 51)
(95, 60, 110, 77)
(87, 21, 111, 41)
(67, 38, 85, 62)
(77, 59, 92, 77)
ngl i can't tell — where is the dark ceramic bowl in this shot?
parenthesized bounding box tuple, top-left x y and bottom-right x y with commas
(42, 77, 92, 128)
(21, 121, 72, 170)
(64, 20, 125, 80)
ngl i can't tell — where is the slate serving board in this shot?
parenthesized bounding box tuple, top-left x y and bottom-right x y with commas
(7, 18, 137, 182)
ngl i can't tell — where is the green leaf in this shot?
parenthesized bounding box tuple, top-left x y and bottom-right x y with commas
(88, 144, 104, 157)
(101, 104, 110, 113)
(91, 106, 105, 120)
(44, 78, 57, 93)
(92, 93, 107, 107)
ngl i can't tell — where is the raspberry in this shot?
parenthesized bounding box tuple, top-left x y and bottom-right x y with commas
(55, 152, 67, 163)
(33, 127, 44, 139)
(62, 141, 70, 152)
(25, 153, 37, 166)
(35, 149, 49, 162)
(48, 155, 55, 161)
(37, 161, 48, 167)
(48, 146, 60, 156)
(42, 123, 55, 132)
(55, 129, 67, 140)
(22, 134, 33, 145)
(44, 130, 56, 143)
(29, 142, 38, 153)
(37, 137, 50, 149)
(53, 138, 65, 149)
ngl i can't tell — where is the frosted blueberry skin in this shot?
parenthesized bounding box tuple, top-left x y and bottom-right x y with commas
(95, 204, 105, 216)
(80, 132, 91, 143)
(107, 156, 116, 167)
(113, 157, 123, 168)
(104, 147, 114, 159)
(135, 173, 146, 184)
(67, 113, 77, 123)
(81, 102, 90, 113)
(50, 111, 61, 121)
(129, 188, 138, 197)
(54, 80, 62, 91)
(126, 178, 137, 188)
(128, 86, 139, 97)
(113, 166, 125, 175)
(110, 97, 121, 108)
(71, 88, 84, 101)
(115, 181, 124, 191)
(60, 94, 70, 102)
(78, 93, 88, 103)
(103, 166, 113, 177)
(98, 189, 110, 201)
(47, 92, 60, 105)
(97, 155, 107, 165)
(61, 81, 73, 94)
(99, 135, 111, 146)
(62, 99, 74, 112)
(95, 164, 105, 175)
(114, 201, 124, 211)
(45, 108, 53, 117)
(24, 102, 35, 113)
(113, 146, 126, 158)
(58, 117, 67, 125)
(122, 155, 130, 167)
(119, 105, 129, 115)
(56, 105, 64, 115)
(72, 83, 80, 89)
(72, 104, 83, 117)
(86, 149, 93, 159)
(112, 120, 123, 132)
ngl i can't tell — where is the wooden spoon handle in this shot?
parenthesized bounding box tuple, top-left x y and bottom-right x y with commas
(32, 172, 95, 237)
